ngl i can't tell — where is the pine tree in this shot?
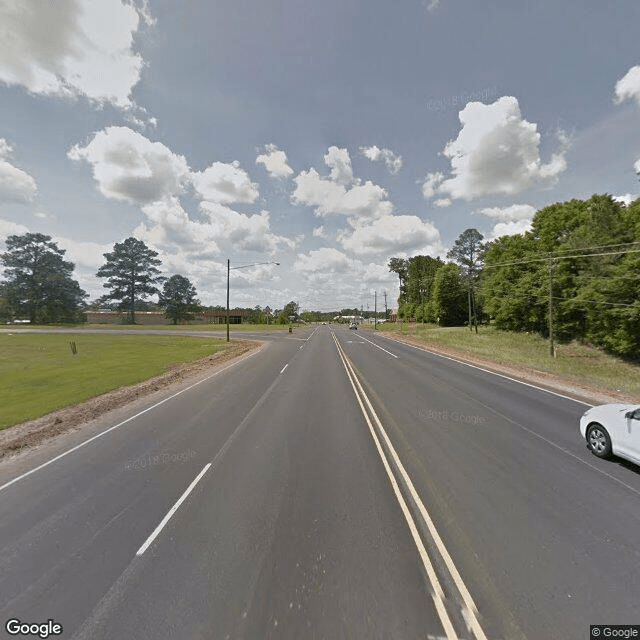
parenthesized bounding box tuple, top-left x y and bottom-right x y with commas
(96, 237, 164, 324)
(1, 233, 87, 323)
(159, 274, 200, 324)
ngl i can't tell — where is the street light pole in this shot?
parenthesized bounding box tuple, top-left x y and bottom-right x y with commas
(226, 260, 279, 343)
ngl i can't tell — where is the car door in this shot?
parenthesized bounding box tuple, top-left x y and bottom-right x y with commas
(621, 408, 640, 464)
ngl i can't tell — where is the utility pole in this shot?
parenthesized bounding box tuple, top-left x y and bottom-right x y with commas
(374, 291, 377, 330)
(384, 291, 388, 320)
(226, 258, 230, 342)
(548, 256, 555, 357)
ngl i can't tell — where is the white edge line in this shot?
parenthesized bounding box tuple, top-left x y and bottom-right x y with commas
(356, 332, 398, 358)
(136, 462, 211, 556)
(376, 335, 640, 500)
(280, 363, 289, 374)
(0, 347, 262, 494)
(379, 333, 592, 406)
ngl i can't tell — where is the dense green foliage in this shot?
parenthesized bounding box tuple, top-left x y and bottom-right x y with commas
(159, 274, 201, 324)
(1, 233, 87, 323)
(392, 195, 640, 359)
(390, 253, 467, 326)
(480, 195, 640, 359)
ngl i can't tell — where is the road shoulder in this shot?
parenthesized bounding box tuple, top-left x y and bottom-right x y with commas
(374, 330, 638, 405)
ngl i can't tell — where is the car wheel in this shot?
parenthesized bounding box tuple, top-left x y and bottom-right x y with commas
(587, 423, 612, 459)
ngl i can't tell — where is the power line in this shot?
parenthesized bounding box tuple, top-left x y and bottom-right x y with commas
(484, 247, 640, 269)
(551, 296, 638, 308)
(546, 240, 640, 254)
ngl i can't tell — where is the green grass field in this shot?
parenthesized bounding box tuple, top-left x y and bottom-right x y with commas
(374, 322, 640, 398)
(0, 333, 231, 429)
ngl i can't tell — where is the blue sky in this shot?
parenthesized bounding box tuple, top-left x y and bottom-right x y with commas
(1, 0, 639, 312)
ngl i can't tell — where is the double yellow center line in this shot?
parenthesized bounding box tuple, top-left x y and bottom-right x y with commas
(332, 332, 489, 640)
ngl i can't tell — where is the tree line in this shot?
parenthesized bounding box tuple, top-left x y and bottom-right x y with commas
(0, 234, 326, 326)
(390, 194, 640, 360)
(1, 235, 201, 325)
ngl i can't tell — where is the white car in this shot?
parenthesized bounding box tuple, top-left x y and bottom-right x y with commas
(579, 404, 640, 465)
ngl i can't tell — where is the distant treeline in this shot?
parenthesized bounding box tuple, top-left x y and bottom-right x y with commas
(390, 194, 640, 360)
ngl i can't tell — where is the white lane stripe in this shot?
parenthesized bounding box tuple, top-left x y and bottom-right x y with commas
(0, 348, 262, 494)
(280, 364, 289, 374)
(306, 327, 319, 341)
(337, 341, 488, 640)
(136, 463, 211, 556)
(355, 333, 398, 358)
(379, 333, 591, 406)
(331, 335, 458, 640)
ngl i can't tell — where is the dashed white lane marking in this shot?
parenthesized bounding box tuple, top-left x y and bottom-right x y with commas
(356, 332, 398, 358)
(136, 463, 211, 556)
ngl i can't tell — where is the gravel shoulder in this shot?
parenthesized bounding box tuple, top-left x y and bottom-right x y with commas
(377, 331, 639, 405)
(0, 340, 262, 460)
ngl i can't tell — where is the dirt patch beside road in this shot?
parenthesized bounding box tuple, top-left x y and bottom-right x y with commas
(0, 340, 261, 460)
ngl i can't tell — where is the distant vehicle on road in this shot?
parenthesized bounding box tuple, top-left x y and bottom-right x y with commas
(349, 323, 358, 330)
(579, 404, 640, 465)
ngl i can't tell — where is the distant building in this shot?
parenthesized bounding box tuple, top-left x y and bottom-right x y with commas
(85, 309, 251, 325)
(333, 315, 365, 324)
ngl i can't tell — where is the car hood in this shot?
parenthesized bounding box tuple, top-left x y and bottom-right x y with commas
(583, 403, 639, 418)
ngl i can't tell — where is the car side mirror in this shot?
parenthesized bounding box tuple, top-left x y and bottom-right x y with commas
(625, 411, 635, 420)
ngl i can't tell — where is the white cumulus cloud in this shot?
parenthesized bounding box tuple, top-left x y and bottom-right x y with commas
(486, 219, 533, 241)
(476, 203, 536, 241)
(199, 201, 293, 254)
(614, 65, 640, 108)
(292, 147, 393, 221)
(0, 138, 37, 204)
(68, 126, 190, 205)
(422, 97, 569, 202)
(0, 0, 151, 108)
(324, 146, 354, 186)
(338, 215, 442, 256)
(360, 145, 402, 174)
(476, 203, 536, 222)
(191, 161, 259, 204)
(256, 144, 293, 179)
(613, 193, 639, 206)
(0, 217, 30, 241)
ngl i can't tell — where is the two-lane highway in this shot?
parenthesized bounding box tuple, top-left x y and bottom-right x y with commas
(1, 325, 638, 639)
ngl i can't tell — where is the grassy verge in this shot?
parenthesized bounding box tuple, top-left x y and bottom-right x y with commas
(0, 333, 232, 429)
(374, 323, 640, 398)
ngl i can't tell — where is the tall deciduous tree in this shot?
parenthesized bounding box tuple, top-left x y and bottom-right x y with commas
(388, 257, 409, 305)
(1, 232, 87, 323)
(96, 237, 164, 324)
(277, 300, 299, 324)
(159, 274, 200, 324)
(431, 263, 468, 326)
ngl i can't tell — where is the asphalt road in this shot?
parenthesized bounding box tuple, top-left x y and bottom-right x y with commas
(0, 325, 638, 639)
